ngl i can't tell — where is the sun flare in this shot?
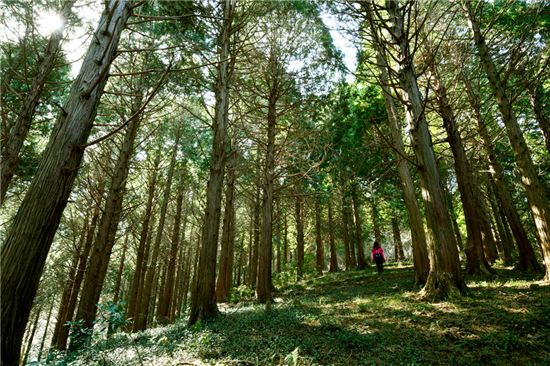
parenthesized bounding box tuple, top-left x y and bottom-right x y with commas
(37, 11, 64, 36)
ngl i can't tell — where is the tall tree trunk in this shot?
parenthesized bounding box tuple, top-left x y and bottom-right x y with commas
(50, 212, 88, 349)
(276, 201, 282, 274)
(126, 149, 161, 323)
(154, 262, 167, 323)
(178, 234, 194, 315)
(113, 229, 130, 305)
(383, 0, 465, 298)
(351, 189, 366, 270)
(246, 207, 253, 284)
(135, 134, 180, 331)
(429, 63, 494, 276)
(216, 146, 237, 302)
(72, 109, 142, 348)
(236, 235, 245, 286)
(315, 197, 325, 275)
(445, 185, 464, 252)
(131, 211, 156, 330)
(0, 0, 76, 203)
(53, 182, 104, 350)
(464, 1, 550, 280)
(181, 233, 200, 312)
(0, 39, 25, 146)
(525, 82, 550, 155)
(365, 25, 429, 283)
(486, 177, 513, 266)
(462, 74, 541, 273)
(481, 204, 500, 264)
(22, 304, 42, 366)
(283, 212, 289, 268)
(257, 107, 275, 302)
(341, 190, 353, 271)
(0, 2, 133, 362)
(37, 301, 54, 361)
(249, 183, 261, 288)
(188, 0, 235, 325)
(157, 183, 185, 323)
(172, 214, 188, 322)
(295, 195, 305, 280)
(327, 197, 339, 272)
(392, 217, 405, 263)
(370, 197, 382, 246)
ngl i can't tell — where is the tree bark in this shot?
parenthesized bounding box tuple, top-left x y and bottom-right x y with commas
(442, 180, 464, 251)
(53, 181, 104, 350)
(135, 134, 180, 331)
(113, 229, 130, 305)
(295, 195, 305, 280)
(0, 0, 76, 203)
(429, 63, 494, 276)
(276, 201, 282, 274)
(72, 101, 143, 348)
(174, 216, 193, 322)
(341, 189, 354, 271)
(154, 262, 167, 322)
(314, 197, 325, 275)
(216, 146, 237, 302)
(351, 188, 366, 270)
(236, 235, 245, 286)
(525, 82, 550, 155)
(50, 212, 88, 348)
(370, 196, 382, 246)
(126, 149, 161, 323)
(188, 0, 235, 325)
(22, 304, 42, 366)
(257, 102, 275, 301)
(384, 0, 466, 298)
(392, 217, 405, 263)
(0, 2, 133, 363)
(486, 176, 513, 266)
(283, 212, 289, 268)
(327, 197, 339, 272)
(181, 233, 200, 312)
(157, 183, 185, 323)
(249, 182, 261, 288)
(368, 38, 429, 285)
(37, 300, 54, 361)
(462, 71, 541, 273)
(246, 206, 253, 285)
(464, 1, 550, 280)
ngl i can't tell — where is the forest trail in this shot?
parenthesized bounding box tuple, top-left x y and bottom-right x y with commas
(63, 265, 550, 366)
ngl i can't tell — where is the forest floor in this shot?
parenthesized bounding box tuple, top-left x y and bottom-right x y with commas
(62, 264, 550, 366)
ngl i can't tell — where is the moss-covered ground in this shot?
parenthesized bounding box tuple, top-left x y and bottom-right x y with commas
(58, 264, 550, 366)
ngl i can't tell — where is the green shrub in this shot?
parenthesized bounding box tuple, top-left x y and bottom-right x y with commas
(229, 284, 255, 303)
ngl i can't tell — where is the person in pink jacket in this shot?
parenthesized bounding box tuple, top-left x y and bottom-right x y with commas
(371, 241, 386, 275)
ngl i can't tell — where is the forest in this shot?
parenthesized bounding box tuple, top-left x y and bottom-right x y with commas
(1, 0, 549, 365)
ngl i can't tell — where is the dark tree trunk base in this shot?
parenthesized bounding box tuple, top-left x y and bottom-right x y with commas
(420, 272, 467, 301)
(515, 262, 542, 275)
(188, 304, 220, 326)
(465, 257, 496, 277)
(412, 276, 426, 291)
(465, 265, 495, 277)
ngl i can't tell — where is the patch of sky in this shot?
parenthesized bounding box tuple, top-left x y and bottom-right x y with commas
(320, 11, 357, 82)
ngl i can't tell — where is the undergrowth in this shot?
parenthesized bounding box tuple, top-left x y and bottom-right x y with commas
(46, 264, 550, 366)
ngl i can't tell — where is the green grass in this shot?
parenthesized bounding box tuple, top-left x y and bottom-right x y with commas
(58, 265, 550, 365)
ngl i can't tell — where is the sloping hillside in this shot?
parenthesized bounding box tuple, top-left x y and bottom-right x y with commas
(58, 265, 550, 366)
